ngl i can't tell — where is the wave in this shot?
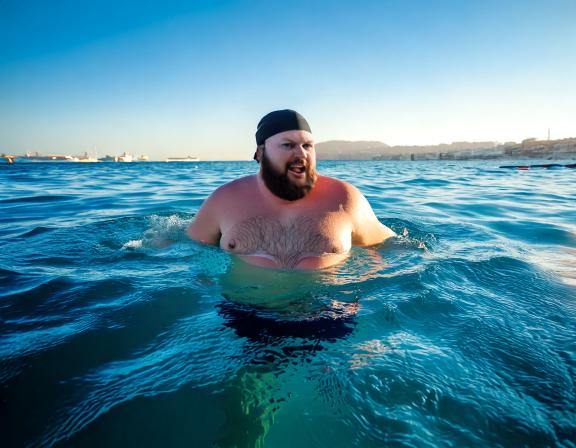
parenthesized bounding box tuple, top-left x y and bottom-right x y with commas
(0, 195, 77, 204)
(15, 226, 54, 238)
(34, 307, 241, 447)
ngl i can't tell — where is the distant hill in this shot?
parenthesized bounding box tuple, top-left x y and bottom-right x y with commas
(315, 138, 576, 160)
(316, 140, 496, 160)
(315, 141, 389, 160)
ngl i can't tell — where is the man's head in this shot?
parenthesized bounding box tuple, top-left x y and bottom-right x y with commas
(254, 110, 318, 201)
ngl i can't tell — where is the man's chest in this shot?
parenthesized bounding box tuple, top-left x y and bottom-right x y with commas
(220, 212, 352, 262)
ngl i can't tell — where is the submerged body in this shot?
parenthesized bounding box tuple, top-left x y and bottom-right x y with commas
(187, 110, 394, 269)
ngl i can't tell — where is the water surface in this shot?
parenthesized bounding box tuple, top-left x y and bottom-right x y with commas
(1, 161, 575, 447)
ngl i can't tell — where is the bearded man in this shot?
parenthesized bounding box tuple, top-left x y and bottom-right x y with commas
(187, 109, 395, 269)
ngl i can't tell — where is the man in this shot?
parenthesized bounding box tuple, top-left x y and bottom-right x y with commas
(187, 109, 395, 269)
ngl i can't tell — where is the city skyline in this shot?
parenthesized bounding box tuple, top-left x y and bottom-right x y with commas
(1, 0, 575, 160)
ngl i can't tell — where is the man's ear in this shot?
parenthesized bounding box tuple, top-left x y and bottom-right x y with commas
(254, 145, 264, 163)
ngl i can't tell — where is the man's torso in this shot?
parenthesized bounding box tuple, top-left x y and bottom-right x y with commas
(217, 176, 354, 269)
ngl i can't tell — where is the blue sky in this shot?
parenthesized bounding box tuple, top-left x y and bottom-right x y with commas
(1, 0, 575, 160)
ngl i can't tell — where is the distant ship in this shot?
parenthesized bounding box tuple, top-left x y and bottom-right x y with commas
(76, 152, 99, 163)
(98, 153, 149, 162)
(116, 152, 133, 162)
(165, 156, 200, 162)
(18, 152, 77, 162)
(15, 151, 100, 163)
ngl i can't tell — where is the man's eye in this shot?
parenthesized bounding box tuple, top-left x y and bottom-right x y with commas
(304, 144, 313, 149)
(282, 143, 292, 148)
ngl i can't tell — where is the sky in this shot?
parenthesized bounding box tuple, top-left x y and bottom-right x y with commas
(1, 0, 575, 160)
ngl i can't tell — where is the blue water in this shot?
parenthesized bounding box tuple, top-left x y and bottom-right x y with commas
(1, 161, 575, 447)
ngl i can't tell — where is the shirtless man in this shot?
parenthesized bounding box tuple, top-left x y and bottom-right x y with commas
(187, 109, 395, 270)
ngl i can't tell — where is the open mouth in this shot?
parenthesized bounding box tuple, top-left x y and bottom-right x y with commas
(287, 162, 306, 176)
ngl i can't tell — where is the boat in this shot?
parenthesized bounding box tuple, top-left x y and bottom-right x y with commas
(116, 152, 133, 162)
(75, 152, 99, 163)
(164, 156, 200, 162)
(18, 152, 76, 162)
(97, 152, 138, 162)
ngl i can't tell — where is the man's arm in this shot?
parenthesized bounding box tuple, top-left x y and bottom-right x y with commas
(187, 191, 222, 245)
(348, 185, 396, 246)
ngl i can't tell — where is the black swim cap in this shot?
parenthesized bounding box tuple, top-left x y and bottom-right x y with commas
(255, 109, 312, 145)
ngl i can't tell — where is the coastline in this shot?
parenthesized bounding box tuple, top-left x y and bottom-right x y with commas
(318, 137, 576, 161)
(3, 137, 576, 163)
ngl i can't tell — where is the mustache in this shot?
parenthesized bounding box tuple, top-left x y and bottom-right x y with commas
(286, 158, 308, 169)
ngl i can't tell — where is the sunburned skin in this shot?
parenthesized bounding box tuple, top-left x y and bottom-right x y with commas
(187, 127, 395, 271)
(221, 215, 352, 269)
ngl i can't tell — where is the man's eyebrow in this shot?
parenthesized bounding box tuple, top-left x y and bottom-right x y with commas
(280, 138, 315, 144)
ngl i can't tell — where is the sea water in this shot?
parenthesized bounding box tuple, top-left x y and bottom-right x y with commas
(0, 161, 575, 447)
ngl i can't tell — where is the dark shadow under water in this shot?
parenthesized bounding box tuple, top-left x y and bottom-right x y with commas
(211, 260, 360, 448)
(217, 299, 357, 343)
(214, 296, 358, 448)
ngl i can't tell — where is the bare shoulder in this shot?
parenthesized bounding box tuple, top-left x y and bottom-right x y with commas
(222, 174, 257, 189)
(210, 175, 257, 203)
(314, 176, 351, 197)
(187, 175, 256, 245)
(316, 176, 366, 209)
(321, 177, 395, 246)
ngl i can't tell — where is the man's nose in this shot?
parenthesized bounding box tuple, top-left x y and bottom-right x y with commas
(293, 144, 306, 157)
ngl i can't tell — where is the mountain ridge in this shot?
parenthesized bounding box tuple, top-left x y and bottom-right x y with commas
(315, 138, 576, 160)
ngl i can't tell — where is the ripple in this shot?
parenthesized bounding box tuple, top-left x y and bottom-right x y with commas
(1, 277, 74, 312)
(35, 309, 242, 447)
(487, 220, 576, 246)
(401, 178, 451, 187)
(0, 267, 21, 283)
(16, 226, 54, 238)
(0, 194, 77, 204)
(0, 315, 97, 360)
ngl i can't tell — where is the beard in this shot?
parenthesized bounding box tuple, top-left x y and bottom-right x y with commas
(260, 150, 318, 201)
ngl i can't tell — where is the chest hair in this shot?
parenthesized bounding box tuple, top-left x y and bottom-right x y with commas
(226, 215, 343, 268)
